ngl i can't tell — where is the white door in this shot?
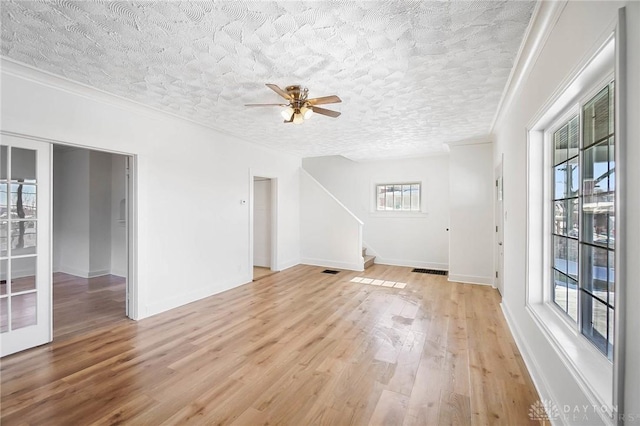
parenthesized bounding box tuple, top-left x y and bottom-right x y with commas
(253, 178, 272, 268)
(495, 157, 504, 295)
(1, 135, 52, 357)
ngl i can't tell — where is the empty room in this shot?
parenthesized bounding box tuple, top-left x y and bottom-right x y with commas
(1, 1, 639, 425)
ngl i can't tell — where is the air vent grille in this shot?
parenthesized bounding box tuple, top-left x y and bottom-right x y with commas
(412, 268, 447, 276)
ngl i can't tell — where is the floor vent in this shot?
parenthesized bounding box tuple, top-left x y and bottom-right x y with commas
(322, 269, 340, 275)
(412, 268, 448, 276)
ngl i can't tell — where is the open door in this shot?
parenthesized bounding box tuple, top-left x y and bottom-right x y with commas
(253, 177, 272, 269)
(1, 135, 52, 357)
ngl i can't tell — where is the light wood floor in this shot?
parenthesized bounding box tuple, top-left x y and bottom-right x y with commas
(1, 265, 540, 425)
(253, 266, 277, 281)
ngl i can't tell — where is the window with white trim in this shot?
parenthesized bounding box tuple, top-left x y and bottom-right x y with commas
(526, 34, 620, 415)
(551, 81, 615, 361)
(375, 183, 421, 211)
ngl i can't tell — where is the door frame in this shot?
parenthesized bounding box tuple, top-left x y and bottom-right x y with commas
(248, 170, 278, 281)
(495, 154, 504, 295)
(2, 131, 139, 321)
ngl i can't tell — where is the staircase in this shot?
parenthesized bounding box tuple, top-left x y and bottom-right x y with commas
(363, 247, 375, 269)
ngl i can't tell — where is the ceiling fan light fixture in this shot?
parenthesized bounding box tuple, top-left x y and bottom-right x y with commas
(281, 107, 294, 121)
(292, 110, 304, 124)
(301, 106, 313, 119)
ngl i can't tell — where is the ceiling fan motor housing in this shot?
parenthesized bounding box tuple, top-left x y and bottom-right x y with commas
(285, 85, 308, 108)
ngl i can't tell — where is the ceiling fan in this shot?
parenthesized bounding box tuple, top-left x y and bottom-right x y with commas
(245, 84, 342, 124)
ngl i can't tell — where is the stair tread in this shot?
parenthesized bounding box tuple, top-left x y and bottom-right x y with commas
(364, 254, 375, 269)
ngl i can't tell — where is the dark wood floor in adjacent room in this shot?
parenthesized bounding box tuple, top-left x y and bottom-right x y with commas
(52, 272, 128, 341)
(1, 265, 540, 425)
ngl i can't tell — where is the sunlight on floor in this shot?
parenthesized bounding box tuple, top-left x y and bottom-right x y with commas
(350, 276, 407, 289)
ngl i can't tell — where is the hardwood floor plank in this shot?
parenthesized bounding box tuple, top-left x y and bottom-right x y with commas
(403, 365, 448, 426)
(89, 394, 159, 426)
(0, 265, 540, 425)
(438, 391, 472, 426)
(386, 330, 427, 396)
(368, 389, 410, 426)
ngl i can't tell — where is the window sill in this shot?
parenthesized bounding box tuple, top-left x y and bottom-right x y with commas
(369, 211, 428, 219)
(527, 301, 614, 422)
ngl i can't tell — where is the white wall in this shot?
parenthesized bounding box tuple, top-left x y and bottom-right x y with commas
(53, 149, 91, 276)
(89, 151, 113, 276)
(300, 169, 363, 271)
(253, 178, 271, 268)
(302, 155, 449, 270)
(54, 149, 127, 278)
(448, 142, 495, 285)
(2, 62, 302, 319)
(492, 0, 639, 421)
(53, 149, 114, 277)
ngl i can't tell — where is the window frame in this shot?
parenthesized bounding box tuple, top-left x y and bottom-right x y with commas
(547, 108, 581, 324)
(373, 181, 423, 214)
(545, 77, 616, 358)
(524, 34, 619, 420)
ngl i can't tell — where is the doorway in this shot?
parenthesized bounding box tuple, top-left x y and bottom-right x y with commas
(52, 145, 133, 339)
(1, 133, 137, 356)
(252, 176, 277, 281)
(495, 155, 504, 295)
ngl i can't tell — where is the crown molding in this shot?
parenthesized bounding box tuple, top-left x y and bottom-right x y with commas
(0, 57, 301, 160)
(445, 137, 492, 148)
(490, 0, 569, 134)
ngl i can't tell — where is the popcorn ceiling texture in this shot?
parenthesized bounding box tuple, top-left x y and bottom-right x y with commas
(1, 1, 535, 161)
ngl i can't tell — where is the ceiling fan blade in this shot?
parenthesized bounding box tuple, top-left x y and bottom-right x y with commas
(266, 83, 292, 100)
(311, 106, 341, 118)
(245, 103, 289, 107)
(307, 95, 342, 106)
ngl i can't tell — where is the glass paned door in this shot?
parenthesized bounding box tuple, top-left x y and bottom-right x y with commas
(0, 135, 51, 357)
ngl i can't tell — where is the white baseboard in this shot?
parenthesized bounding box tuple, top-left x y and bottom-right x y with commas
(144, 276, 251, 319)
(87, 269, 111, 278)
(374, 257, 448, 271)
(276, 258, 300, 272)
(55, 265, 113, 278)
(300, 257, 364, 272)
(55, 265, 90, 278)
(110, 269, 127, 278)
(448, 273, 493, 286)
(501, 302, 560, 425)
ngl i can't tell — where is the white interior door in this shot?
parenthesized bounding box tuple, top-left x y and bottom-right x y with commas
(495, 157, 504, 295)
(1, 135, 52, 357)
(253, 177, 272, 269)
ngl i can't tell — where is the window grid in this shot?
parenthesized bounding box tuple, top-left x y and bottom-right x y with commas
(551, 82, 615, 361)
(579, 83, 615, 360)
(376, 183, 421, 212)
(552, 116, 580, 323)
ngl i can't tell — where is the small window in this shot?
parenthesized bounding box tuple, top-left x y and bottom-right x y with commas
(376, 183, 420, 211)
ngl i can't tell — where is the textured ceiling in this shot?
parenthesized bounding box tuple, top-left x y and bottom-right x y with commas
(1, 1, 535, 161)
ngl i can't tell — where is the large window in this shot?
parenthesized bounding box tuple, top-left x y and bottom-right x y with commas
(376, 183, 421, 211)
(551, 81, 615, 360)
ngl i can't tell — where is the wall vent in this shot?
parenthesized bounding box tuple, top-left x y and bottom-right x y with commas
(411, 268, 447, 276)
